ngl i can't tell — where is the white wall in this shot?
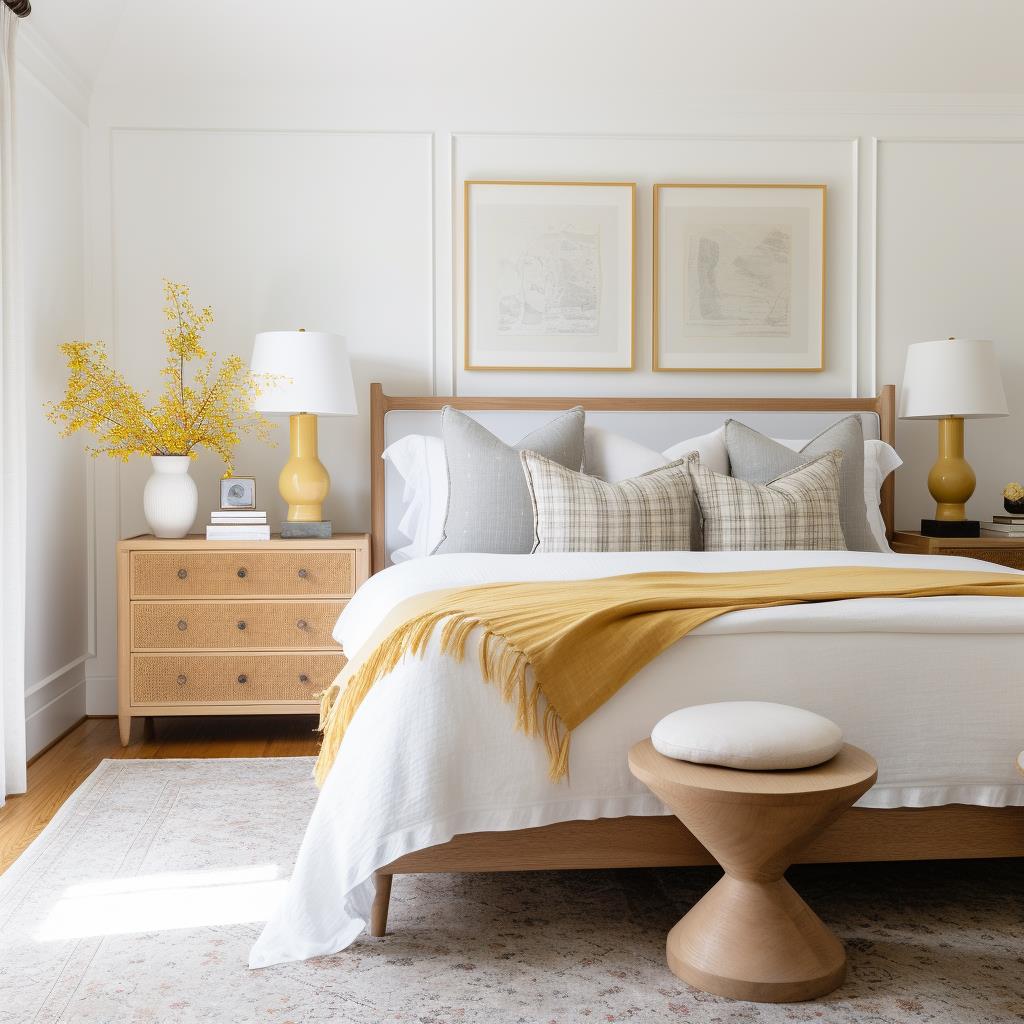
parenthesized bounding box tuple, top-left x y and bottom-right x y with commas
(876, 140, 1024, 527)
(17, 29, 90, 755)
(75, 1, 1024, 711)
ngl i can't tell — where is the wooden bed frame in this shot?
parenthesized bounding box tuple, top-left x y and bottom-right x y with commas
(366, 383, 1023, 936)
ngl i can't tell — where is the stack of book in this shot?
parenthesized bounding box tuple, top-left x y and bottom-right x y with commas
(981, 514, 1024, 538)
(206, 509, 271, 541)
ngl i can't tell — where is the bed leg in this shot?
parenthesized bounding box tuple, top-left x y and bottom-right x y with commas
(369, 872, 393, 937)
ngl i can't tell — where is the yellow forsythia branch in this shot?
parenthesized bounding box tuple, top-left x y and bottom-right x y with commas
(45, 280, 281, 474)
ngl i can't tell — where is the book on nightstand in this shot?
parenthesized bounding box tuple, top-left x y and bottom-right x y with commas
(981, 518, 1024, 537)
(211, 510, 266, 521)
(206, 510, 270, 540)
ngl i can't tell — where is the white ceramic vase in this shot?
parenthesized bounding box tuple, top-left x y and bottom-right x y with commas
(143, 456, 198, 538)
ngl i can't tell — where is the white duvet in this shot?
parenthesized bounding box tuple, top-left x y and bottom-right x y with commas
(250, 550, 1024, 968)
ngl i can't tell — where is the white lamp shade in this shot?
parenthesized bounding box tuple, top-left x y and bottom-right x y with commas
(899, 338, 1008, 420)
(249, 331, 357, 416)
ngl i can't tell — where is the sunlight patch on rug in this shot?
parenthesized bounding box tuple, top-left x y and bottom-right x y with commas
(37, 864, 286, 940)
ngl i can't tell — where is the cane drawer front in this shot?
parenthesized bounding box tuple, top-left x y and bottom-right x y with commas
(131, 550, 355, 598)
(935, 547, 1024, 570)
(132, 600, 345, 651)
(131, 653, 346, 705)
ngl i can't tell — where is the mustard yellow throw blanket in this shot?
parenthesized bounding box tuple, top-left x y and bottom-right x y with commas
(315, 566, 1024, 786)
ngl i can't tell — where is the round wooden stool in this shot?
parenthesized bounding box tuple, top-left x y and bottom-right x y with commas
(629, 739, 877, 1003)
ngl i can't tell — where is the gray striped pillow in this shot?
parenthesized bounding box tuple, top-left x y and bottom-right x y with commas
(520, 452, 699, 553)
(690, 451, 847, 552)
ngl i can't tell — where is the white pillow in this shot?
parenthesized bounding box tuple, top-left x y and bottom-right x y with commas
(651, 701, 844, 770)
(777, 438, 902, 550)
(381, 435, 447, 562)
(583, 427, 668, 481)
(663, 429, 730, 473)
(583, 425, 730, 479)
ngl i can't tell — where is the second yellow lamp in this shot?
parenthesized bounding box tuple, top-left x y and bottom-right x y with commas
(899, 337, 1007, 537)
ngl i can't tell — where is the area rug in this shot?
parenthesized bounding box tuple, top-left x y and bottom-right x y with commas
(0, 759, 1021, 1024)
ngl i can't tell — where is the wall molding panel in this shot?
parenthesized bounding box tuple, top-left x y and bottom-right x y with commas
(451, 131, 861, 398)
(85, 127, 435, 712)
(874, 135, 1024, 529)
(18, 51, 91, 754)
(80, 106, 1024, 714)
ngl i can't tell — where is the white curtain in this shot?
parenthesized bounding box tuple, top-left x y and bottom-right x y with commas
(0, 6, 26, 802)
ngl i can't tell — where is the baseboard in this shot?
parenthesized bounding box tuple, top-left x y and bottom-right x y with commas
(26, 716, 88, 767)
(85, 676, 117, 717)
(25, 663, 88, 760)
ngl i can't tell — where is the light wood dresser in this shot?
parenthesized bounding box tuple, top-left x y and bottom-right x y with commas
(116, 534, 371, 745)
(891, 530, 1024, 570)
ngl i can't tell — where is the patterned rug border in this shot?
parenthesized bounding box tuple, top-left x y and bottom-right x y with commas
(0, 757, 316, 895)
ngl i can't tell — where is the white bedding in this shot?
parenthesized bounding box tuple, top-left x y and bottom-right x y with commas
(250, 550, 1024, 968)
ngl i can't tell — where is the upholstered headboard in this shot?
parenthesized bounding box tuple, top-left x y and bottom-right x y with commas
(369, 384, 896, 572)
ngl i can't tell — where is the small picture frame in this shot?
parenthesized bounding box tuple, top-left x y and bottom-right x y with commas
(220, 476, 256, 510)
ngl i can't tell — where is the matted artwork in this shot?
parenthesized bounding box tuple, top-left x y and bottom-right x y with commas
(653, 184, 825, 372)
(464, 181, 635, 371)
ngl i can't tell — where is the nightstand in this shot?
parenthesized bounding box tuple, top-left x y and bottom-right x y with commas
(891, 530, 1024, 570)
(116, 533, 371, 745)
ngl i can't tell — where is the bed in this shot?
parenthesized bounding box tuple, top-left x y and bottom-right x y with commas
(248, 384, 1024, 969)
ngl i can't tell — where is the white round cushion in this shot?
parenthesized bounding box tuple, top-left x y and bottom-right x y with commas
(651, 701, 844, 770)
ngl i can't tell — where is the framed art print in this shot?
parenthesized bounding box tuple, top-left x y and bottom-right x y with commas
(464, 180, 636, 371)
(653, 184, 825, 372)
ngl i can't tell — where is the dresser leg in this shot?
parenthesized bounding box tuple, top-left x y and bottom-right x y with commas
(369, 872, 393, 936)
(118, 714, 132, 747)
(142, 716, 155, 741)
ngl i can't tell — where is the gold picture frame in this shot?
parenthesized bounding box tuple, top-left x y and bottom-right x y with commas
(653, 183, 826, 373)
(464, 180, 636, 372)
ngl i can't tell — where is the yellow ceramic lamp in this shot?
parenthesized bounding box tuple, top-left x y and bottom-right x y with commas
(279, 412, 329, 522)
(899, 338, 1007, 537)
(250, 330, 357, 536)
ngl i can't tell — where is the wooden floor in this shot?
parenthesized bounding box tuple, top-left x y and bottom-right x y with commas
(0, 715, 320, 874)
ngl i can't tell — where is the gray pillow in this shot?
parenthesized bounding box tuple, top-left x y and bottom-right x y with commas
(723, 415, 880, 552)
(433, 406, 585, 554)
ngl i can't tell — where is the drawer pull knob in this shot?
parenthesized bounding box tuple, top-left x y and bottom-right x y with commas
(237, 567, 248, 579)
(177, 568, 188, 580)
(237, 620, 247, 631)
(237, 674, 248, 684)
(296, 618, 308, 631)
(177, 619, 188, 631)
(297, 568, 309, 579)
(176, 674, 187, 686)
(299, 673, 310, 684)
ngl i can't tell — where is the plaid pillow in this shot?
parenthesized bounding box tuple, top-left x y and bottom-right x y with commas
(690, 451, 847, 552)
(520, 452, 700, 553)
